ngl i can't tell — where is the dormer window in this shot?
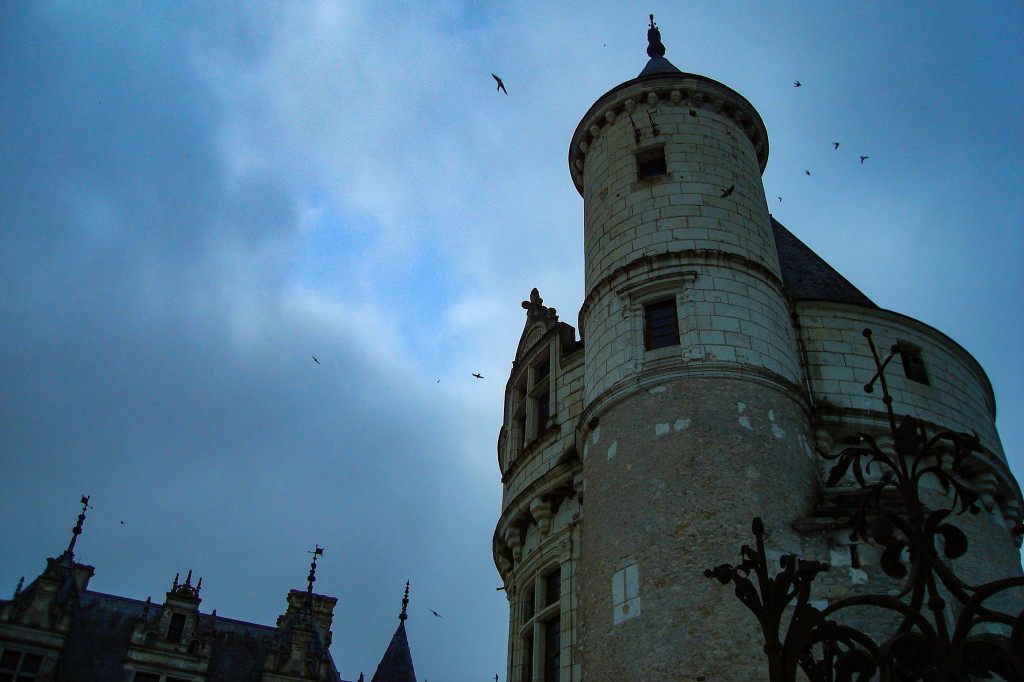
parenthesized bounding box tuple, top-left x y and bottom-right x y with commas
(167, 613, 186, 643)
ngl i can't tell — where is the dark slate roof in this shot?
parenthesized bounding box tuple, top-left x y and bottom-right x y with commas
(1, 589, 350, 682)
(369, 620, 416, 682)
(772, 217, 877, 308)
(638, 55, 682, 78)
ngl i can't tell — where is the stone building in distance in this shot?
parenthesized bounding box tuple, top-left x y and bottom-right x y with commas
(0, 499, 418, 682)
(492, 20, 1023, 681)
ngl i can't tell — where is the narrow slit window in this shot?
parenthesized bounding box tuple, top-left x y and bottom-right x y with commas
(644, 299, 680, 350)
(635, 146, 667, 180)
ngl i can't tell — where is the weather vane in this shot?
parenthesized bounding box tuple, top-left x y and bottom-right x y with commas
(306, 545, 324, 593)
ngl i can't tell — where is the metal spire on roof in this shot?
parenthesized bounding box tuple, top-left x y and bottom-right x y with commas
(647, 14, 666, 58)
(62, 495, 91, 561)
(307, 545, 324, 593)
(399, 580, 410, 621)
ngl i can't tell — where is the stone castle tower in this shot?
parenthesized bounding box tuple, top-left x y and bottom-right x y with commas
(493, 20, 1023, 681)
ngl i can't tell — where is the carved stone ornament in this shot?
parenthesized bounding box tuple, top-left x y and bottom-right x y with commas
(522, 288, 558, 325)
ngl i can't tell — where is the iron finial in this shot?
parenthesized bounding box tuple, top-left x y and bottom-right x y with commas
(647, 14, 666, 58)
(307, 545, 324, 593)
(399, 580, 410, 621)
(63, 495, 91, 559)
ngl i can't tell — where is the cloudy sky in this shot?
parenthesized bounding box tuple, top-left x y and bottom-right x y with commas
(1, 1, 1021, 679)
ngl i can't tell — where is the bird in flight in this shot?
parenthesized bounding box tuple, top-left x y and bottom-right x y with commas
(777, 196, 782, 202)
(860, 155, 869, 164)
(804, 170, 811, 176)
(720, 184, 735, 198)
(312, 355, 320, 364)
(793, 80, 802, 87)
(492, 74, 507, 95)
(833, 142, 840, 150)
(472, 373, 484, 379)
(429, 608, 444, 618)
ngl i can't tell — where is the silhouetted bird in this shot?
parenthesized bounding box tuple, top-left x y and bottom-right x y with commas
(120, 521, 125, 525)
(833, 142, 840, 150)
(804, 170, 811, 176)
(312, 355, 320, 364)
(777, 196, 782, 202)
(720, 185, 735, 198)
(492, 74, 507, 95)
(793, 80, 802, 87)
(472, 373, 484, 379)
(429, 609, 444, 618)
(860, 155, 869, 164)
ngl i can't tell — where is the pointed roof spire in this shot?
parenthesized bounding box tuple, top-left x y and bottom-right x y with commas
(370, 584, 417, 682)
(60, 495, 91, 563)
(307, 545, 324, 593)
(638, 15, 682, 78)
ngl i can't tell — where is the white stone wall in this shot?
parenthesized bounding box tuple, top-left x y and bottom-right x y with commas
(580, 259, 803, 405)
(796, 301, 1003, 462)
(578, 83, 776, 294)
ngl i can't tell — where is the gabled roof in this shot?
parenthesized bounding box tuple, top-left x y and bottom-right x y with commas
(772, 217, 877, 309)
(369, 620, 416, 682)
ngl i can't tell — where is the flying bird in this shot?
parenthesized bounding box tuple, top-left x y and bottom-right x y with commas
(804, 170, 811, 176)
(120, 521, 125, 525)
(492, 74, 507, 95)
(860, 155, 869, 164)
(429, 608, 444, 618)
(472, 373, 484, 379)
(312, 355, 320, 364)
(833, 142, 840, 150)
(720, 184, 735, 198)
(793, 80, 802, 87)
(777, 196, 782, 202)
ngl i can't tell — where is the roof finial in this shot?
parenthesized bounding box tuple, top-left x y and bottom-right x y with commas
(647, 14, 666, 58)
(63, 495, 91, 560)
(399, 580, 410, 621)
(307, 545, 324, 593)
(13, 576, 24, 598)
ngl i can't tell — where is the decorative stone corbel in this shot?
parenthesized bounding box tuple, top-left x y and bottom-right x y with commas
(530, 498, 553, 538)
(504, 527, 523, 562)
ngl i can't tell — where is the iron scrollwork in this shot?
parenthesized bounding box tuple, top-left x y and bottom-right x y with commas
(706, 329, 1024, 680)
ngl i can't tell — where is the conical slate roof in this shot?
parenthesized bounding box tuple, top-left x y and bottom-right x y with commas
(771, 217, 877, 308)
(369, 620, 416, 682)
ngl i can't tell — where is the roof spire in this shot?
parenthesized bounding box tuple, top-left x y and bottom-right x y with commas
(307, 545, 324, 593)
(62, 495, 91, 562)
(399, 580, 410, 621)
(647, 14, 666, 58)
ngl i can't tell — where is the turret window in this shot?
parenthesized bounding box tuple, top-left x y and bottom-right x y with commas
(635, 145, 667, 180)
(644, 299, 680, 350)
(898, 341, 929, 385)
(508, 349, 555, 461)
(518, 564, 563, 682)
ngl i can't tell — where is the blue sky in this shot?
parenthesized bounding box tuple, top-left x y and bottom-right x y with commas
(1, 2, 1022, 680)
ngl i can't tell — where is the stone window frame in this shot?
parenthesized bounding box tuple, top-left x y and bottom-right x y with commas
(508, 344, 556, 466)
(517, 562, 564, 682)
(634, 143, 668, 181)
(0, 647, 45, 681)
(129, 672, 194, 682)
(617, 270, 698, 368)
